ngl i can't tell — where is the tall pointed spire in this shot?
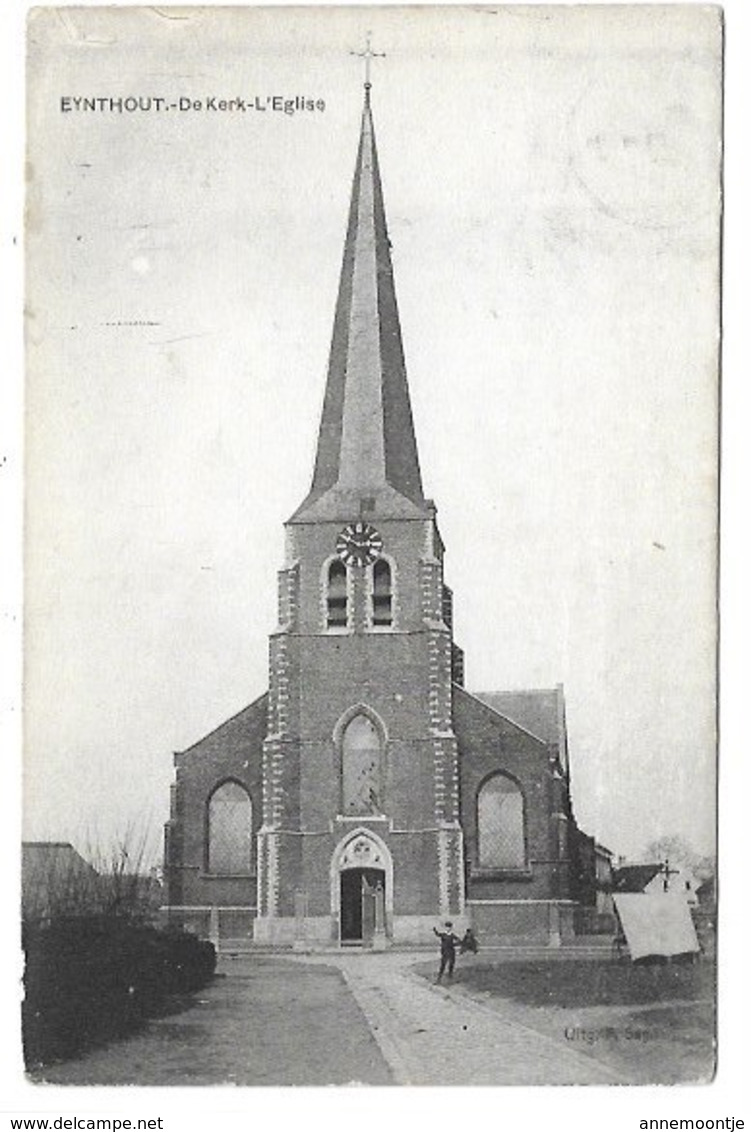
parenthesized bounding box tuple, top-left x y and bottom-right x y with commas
(292, 85, 427, 520)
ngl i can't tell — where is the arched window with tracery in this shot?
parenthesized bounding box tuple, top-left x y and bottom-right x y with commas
(342, 713, 383, 815)
(477, 773, 526, 869)
(371, 558, 393, 628)
(326, 559, 348, 629)
(207, 781, 253, 874)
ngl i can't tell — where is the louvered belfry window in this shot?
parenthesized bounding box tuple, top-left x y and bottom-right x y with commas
(342, 714, 382, 815)
(207, 781, 253, 874)
(371, 559, 393, 627)
(478, 774, 525, 868)
(327, 559, 348, 628)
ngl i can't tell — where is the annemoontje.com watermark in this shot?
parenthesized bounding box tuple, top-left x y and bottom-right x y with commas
(8, 1120, 164, 1130)
(59, 95, 326, 114)
(639, 1122, 745, 1130)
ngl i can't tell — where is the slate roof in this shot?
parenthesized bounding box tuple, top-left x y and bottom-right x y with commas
(177, 692, 268, 757)
(22, 841, 98, 879)
(473, 689, 562, 746)
(612, 864, 663, 893)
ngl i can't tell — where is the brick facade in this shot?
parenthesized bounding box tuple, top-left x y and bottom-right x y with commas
(164, 619, 580, 945)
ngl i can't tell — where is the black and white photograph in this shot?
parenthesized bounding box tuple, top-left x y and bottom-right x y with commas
(12, 1, 730, 1100)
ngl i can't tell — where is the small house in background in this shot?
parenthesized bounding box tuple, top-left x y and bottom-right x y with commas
(613, 861, 699, 906)
(594, 844, 614, 914)
(22, 842, 164, 924)
(569, 830, 615, 933)
(22, 841, 101, 923)
(612, 863, 663, 895)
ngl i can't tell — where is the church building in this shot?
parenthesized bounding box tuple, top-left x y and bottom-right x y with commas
(164, 81, 592, 948)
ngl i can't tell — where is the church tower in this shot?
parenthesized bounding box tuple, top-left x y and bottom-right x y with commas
(164, 75, 587, 951)
(254, 85, 465, 944)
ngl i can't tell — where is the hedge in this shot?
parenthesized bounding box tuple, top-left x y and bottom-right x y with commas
(22, 916, 216, 1066)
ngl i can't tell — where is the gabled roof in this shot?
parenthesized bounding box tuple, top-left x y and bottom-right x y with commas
(453, 685, 551, 748)
(291, 87, 428, 522)
(473, 689, 561, 746)
(22, 841, 98, 879)
(177, 691, 268, 758)
(612, 864, 663, 893)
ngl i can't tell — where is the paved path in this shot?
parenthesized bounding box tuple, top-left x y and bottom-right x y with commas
(289, 951, 628, 1085)
(30, 951, 629, 1086)
(30, 957, 392, 1086)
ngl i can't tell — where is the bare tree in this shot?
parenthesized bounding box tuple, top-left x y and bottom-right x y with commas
(23, 823, 162, 926)
(642, 835, 715, 880)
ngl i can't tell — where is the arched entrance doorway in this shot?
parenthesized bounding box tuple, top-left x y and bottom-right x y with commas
(331, 830, 392, 947)
(340, 868, 385, 943)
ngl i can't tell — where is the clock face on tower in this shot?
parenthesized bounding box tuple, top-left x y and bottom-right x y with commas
(336, 522, 383, 567)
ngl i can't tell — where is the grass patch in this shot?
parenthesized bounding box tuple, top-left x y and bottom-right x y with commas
(454, 958, 714, 1008)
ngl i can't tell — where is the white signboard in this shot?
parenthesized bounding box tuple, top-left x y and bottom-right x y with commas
(613, 893, 700, 960)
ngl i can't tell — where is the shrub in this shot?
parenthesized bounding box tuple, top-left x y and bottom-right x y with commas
(22, 916, 216, 1067)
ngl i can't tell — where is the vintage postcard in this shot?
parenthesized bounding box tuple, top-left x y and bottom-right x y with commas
(23, 5, 721, 1088)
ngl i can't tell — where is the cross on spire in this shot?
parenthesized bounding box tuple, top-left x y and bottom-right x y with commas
(350, 31, 385, 91)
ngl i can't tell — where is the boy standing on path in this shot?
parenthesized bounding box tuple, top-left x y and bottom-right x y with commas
(433, 922, 460, 983)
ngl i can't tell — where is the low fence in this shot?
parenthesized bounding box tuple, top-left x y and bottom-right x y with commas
(161, 905, 256, 946)
(573, 906, 618, 936)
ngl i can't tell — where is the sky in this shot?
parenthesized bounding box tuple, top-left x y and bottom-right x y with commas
(22, 5, 721, 865)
